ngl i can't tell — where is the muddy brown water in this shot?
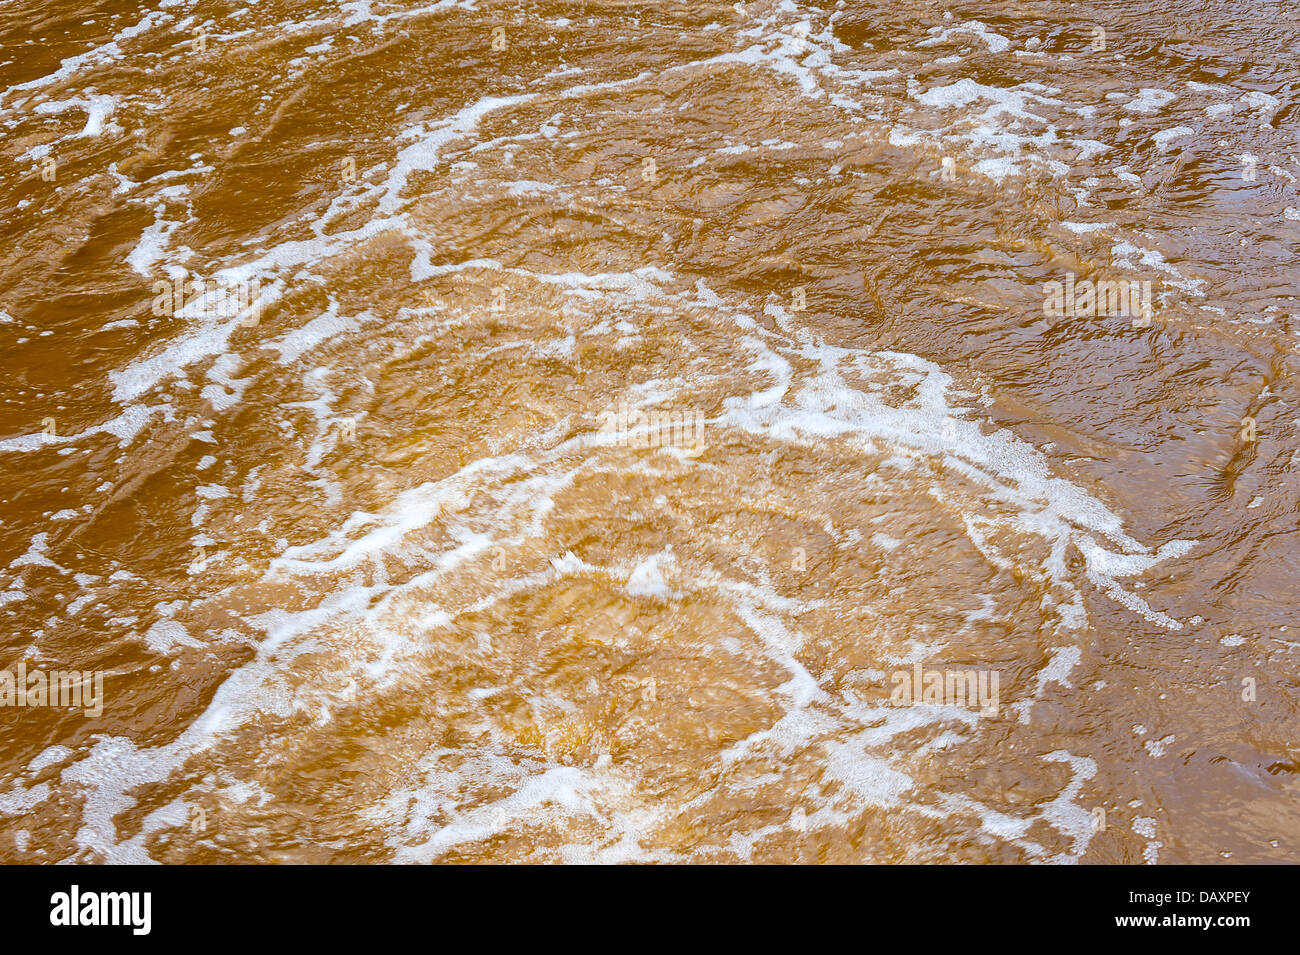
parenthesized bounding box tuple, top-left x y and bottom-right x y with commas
(0, 0, 1296, 863)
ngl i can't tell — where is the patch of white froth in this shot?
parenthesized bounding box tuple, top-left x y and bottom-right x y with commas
(1111, 241, 1206, 297)
(1035, 750, 1098, 862)
(820, 734, 914, 809)
(0, 403, 160, 454)
(1123, 89, 1176, 113)
(372, 751, 664, 864)
(1153, 126, 1194, 152)
(1010, 645, 1084, 724)
(1063, 221, 1115, 234)
(625, 552, 673, 598)
(0, 781, 51, 815)
(379, 94, 537, 214)
(504, 179, 558, 196)
(828, 696, 1100, 861)
(285, 366, 353, 501)
(9, 533, 66, 575)
(716, 324, 1196, 634)
(144, 619, 205, 654)
(2, 8, 183, 99)
(931, 749, 1097, 863)
(108, 79, 673, 406)
(1081, 539, 1196, 630)
(15, 94, 121, 163)
(264, 299, 358, 364)
(268, 454, 530, 576)
(118, 165, 212, 280)
(109, 271, 282, 404)
(127, 207, 190, 277)
(1133, 815, 1161, 864)
(14, 576, 394, 862)
(1240, 90, 1279, 114)
(714, 599, 826, 768)
(919, 20, 1012, 54)
(910, 79, 1073, 182)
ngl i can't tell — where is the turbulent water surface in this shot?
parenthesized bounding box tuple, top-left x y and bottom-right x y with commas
(0, 0, 1298, 863)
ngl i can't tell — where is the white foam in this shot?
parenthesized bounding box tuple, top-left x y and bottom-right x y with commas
(1153, 125, 1194, 151)
(1124, 89, 1176, 113)
(918, 20, 1012, 54)
(1063, 221, 1115, 234)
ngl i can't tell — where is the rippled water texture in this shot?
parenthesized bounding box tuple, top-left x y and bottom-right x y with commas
(0, 0, 1297, 863)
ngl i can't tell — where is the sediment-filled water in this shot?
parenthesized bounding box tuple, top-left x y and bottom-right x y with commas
(0, 0, 1297, 863)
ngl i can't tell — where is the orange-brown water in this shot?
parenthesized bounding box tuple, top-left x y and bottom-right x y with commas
(0, 0, 1297, 863)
